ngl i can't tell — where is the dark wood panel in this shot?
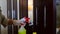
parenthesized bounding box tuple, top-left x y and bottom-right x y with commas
(13, 0, 18, 34)
(13, 25, 18, 34)
(8, 25, 12, 34)
(33, 0, 37, 32)
(19, 0, 28, 19)
(7, 0, 12, 34)
(13, 0, 17, 20)
(7, 0, 11, 11)
(7, 0, 12, 19)
(37, 0, 45, 34)
(19, 0, 23, 19)
(45, 0, 56, 34)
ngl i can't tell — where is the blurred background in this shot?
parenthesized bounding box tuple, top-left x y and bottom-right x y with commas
(0, 0, 60, 34)
(0, 0, 33, 34)
(56, 0, 60, 34)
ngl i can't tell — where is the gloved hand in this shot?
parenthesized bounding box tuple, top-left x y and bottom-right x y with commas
(13, 17, 33, 26)
(13, 17, 26, 26)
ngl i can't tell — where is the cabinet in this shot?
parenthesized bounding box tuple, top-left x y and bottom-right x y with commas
(7, 0, 56, 34)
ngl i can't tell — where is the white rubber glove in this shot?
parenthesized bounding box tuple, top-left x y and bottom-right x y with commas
(13, 17, 33, 26)
(13, 17, 26, 26)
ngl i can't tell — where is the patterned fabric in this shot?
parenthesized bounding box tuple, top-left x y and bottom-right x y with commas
(0, 8, 8, 27)
(0, 14, 8, 27)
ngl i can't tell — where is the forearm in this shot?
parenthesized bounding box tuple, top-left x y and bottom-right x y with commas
(7, 19, 20, 25)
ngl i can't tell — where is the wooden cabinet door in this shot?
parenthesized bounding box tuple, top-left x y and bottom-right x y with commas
(7, 0, 56, 34)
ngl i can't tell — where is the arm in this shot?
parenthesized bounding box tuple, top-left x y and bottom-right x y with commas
(1, 15, 8, 27)
(1, 14, 19, 27)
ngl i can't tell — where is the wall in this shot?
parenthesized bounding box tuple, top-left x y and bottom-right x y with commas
(0, 0, 7, 18)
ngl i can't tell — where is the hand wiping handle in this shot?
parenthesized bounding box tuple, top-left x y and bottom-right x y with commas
(13, 17, 30, 26)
